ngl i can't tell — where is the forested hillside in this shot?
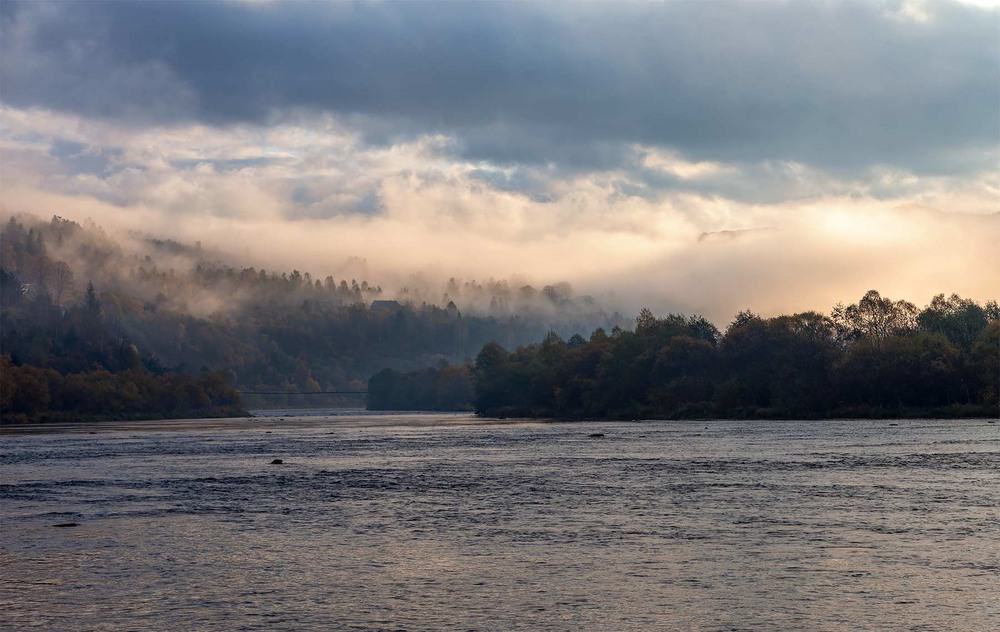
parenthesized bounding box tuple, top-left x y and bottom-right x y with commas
(470, 292, 1000, 420)
(6, 214, 996, 422)
(0, 214, 623, 417)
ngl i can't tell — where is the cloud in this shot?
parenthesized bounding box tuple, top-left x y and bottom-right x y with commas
(2, 1, 996, 175)
(1, 2, 997, 322)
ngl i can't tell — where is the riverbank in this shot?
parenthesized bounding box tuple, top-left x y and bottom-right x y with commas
(0, 406, 248, 426)
(477, 402, 999, 422)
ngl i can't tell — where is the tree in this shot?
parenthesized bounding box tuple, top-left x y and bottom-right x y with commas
(635, 308, 656, 334)
(50, 261, 75, 305)
(970, 322, 1000, 407)
(84, 281, 100, 313)
(831, 290, 917, 344)
(0, 268, 25, 308)
(472, 342, 512, 413)
(917, 293, 988, 350)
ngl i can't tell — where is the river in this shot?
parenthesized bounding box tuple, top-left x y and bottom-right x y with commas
(2, 412, 998, 630)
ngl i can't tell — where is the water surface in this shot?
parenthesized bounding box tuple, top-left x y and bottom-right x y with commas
(2, 413, 998, 630)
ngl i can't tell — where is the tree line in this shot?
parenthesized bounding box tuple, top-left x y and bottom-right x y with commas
(0, 271, 244, 423)
(466, 291, 999, 419)
(367, 363, 473, 411)
(1, 354, 243, 423)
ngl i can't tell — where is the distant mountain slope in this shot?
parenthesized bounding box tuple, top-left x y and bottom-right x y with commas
(1, 214, 624, 410)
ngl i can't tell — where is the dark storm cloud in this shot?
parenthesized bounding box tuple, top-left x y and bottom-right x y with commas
(1, 0, 996, 174)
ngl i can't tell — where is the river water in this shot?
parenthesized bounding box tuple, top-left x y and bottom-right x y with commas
(2, 412, 998, 631)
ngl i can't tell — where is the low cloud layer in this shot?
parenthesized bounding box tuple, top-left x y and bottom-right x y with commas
(1, 1, 997, 322)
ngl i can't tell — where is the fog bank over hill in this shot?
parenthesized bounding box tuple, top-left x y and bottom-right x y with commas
(0, 211, 623, 328)
(1, 192, 996, 325)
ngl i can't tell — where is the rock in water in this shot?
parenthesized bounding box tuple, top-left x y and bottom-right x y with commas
(52, 523, 79, 528)
(588, 433, 605, 438)
(270, 459, 284, 465)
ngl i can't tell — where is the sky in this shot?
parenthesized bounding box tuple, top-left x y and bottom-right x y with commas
(1, 0, 997, 321)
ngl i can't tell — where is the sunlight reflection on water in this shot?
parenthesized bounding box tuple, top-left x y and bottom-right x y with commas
(2, 415, 998, 630)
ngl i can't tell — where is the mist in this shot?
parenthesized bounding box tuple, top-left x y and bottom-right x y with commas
(2, 161, 997, 325)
